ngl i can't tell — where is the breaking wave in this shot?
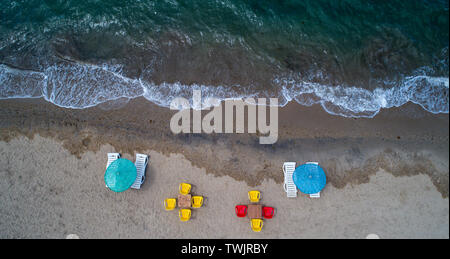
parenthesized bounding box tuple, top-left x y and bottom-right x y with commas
(1, 62, 448, 118)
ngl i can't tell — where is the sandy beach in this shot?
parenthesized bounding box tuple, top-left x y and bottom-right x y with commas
(0, 98, 448, 239)
(0, 136, 448, 239)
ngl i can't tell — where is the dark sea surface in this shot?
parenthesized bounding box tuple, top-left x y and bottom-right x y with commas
(0, 0, 448, 117)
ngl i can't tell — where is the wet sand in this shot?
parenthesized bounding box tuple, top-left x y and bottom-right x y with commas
(0, 97, 448, 238)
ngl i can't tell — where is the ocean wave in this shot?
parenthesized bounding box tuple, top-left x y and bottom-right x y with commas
(0, 62, 448, 118)
(277, 74, 449, 118)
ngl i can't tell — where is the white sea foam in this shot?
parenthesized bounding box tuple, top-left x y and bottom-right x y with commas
(0, 64, 46, 99)
(42, 62, 143, 108)
(0, 62, 448, 118)
(277, 74, 449, 118)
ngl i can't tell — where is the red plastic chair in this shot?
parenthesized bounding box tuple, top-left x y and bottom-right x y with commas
(235, 205, 248, 217)
(262, 206, 275, 219)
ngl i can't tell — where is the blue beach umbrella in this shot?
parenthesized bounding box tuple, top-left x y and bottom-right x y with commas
(293, 163, 326, 194)
(104, 158, 137, 193)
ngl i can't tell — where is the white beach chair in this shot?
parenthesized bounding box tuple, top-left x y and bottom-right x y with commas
(282, 162, 297, 198)
(106, 153, 120, 188)
(131, 153, 149, 190)
(106, 153, 121, 168)
(306, 162, 321, 198)
(309, 192, 321, 198)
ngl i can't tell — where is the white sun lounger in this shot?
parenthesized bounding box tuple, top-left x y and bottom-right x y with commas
(131, 153, 149, 190)
(282, 162, 297, 198)
(106, 153, 121, 168)
(106, 153, 120, 187)
(306, 162, 321, 198)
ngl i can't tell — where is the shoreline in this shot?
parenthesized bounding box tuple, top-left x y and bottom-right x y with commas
(0, 97, 448, 197)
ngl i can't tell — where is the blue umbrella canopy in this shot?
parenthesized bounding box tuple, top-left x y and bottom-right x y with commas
(293, 163, 326, 194)
(104, 158, 137, 193)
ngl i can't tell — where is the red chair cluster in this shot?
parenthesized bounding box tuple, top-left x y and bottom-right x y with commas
(235, 205, 275, 219)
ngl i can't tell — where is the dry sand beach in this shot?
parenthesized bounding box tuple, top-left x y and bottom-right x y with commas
(0, 97, 448, 239)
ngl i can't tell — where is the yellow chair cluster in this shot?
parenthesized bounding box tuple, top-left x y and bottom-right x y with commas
(164, 183, 204, 222)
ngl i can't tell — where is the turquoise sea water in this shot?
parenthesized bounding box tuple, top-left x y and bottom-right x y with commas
(0, 0, 448, 117)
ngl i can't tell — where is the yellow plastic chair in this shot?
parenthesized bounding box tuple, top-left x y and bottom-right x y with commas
(179, 209, 192, 222)
(191, 196, 204, 208)
(248, 190, 261, 203)
(251, 219, 263, 232)
(164, 198, 177, 211)
(179, 183, 192, 195)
